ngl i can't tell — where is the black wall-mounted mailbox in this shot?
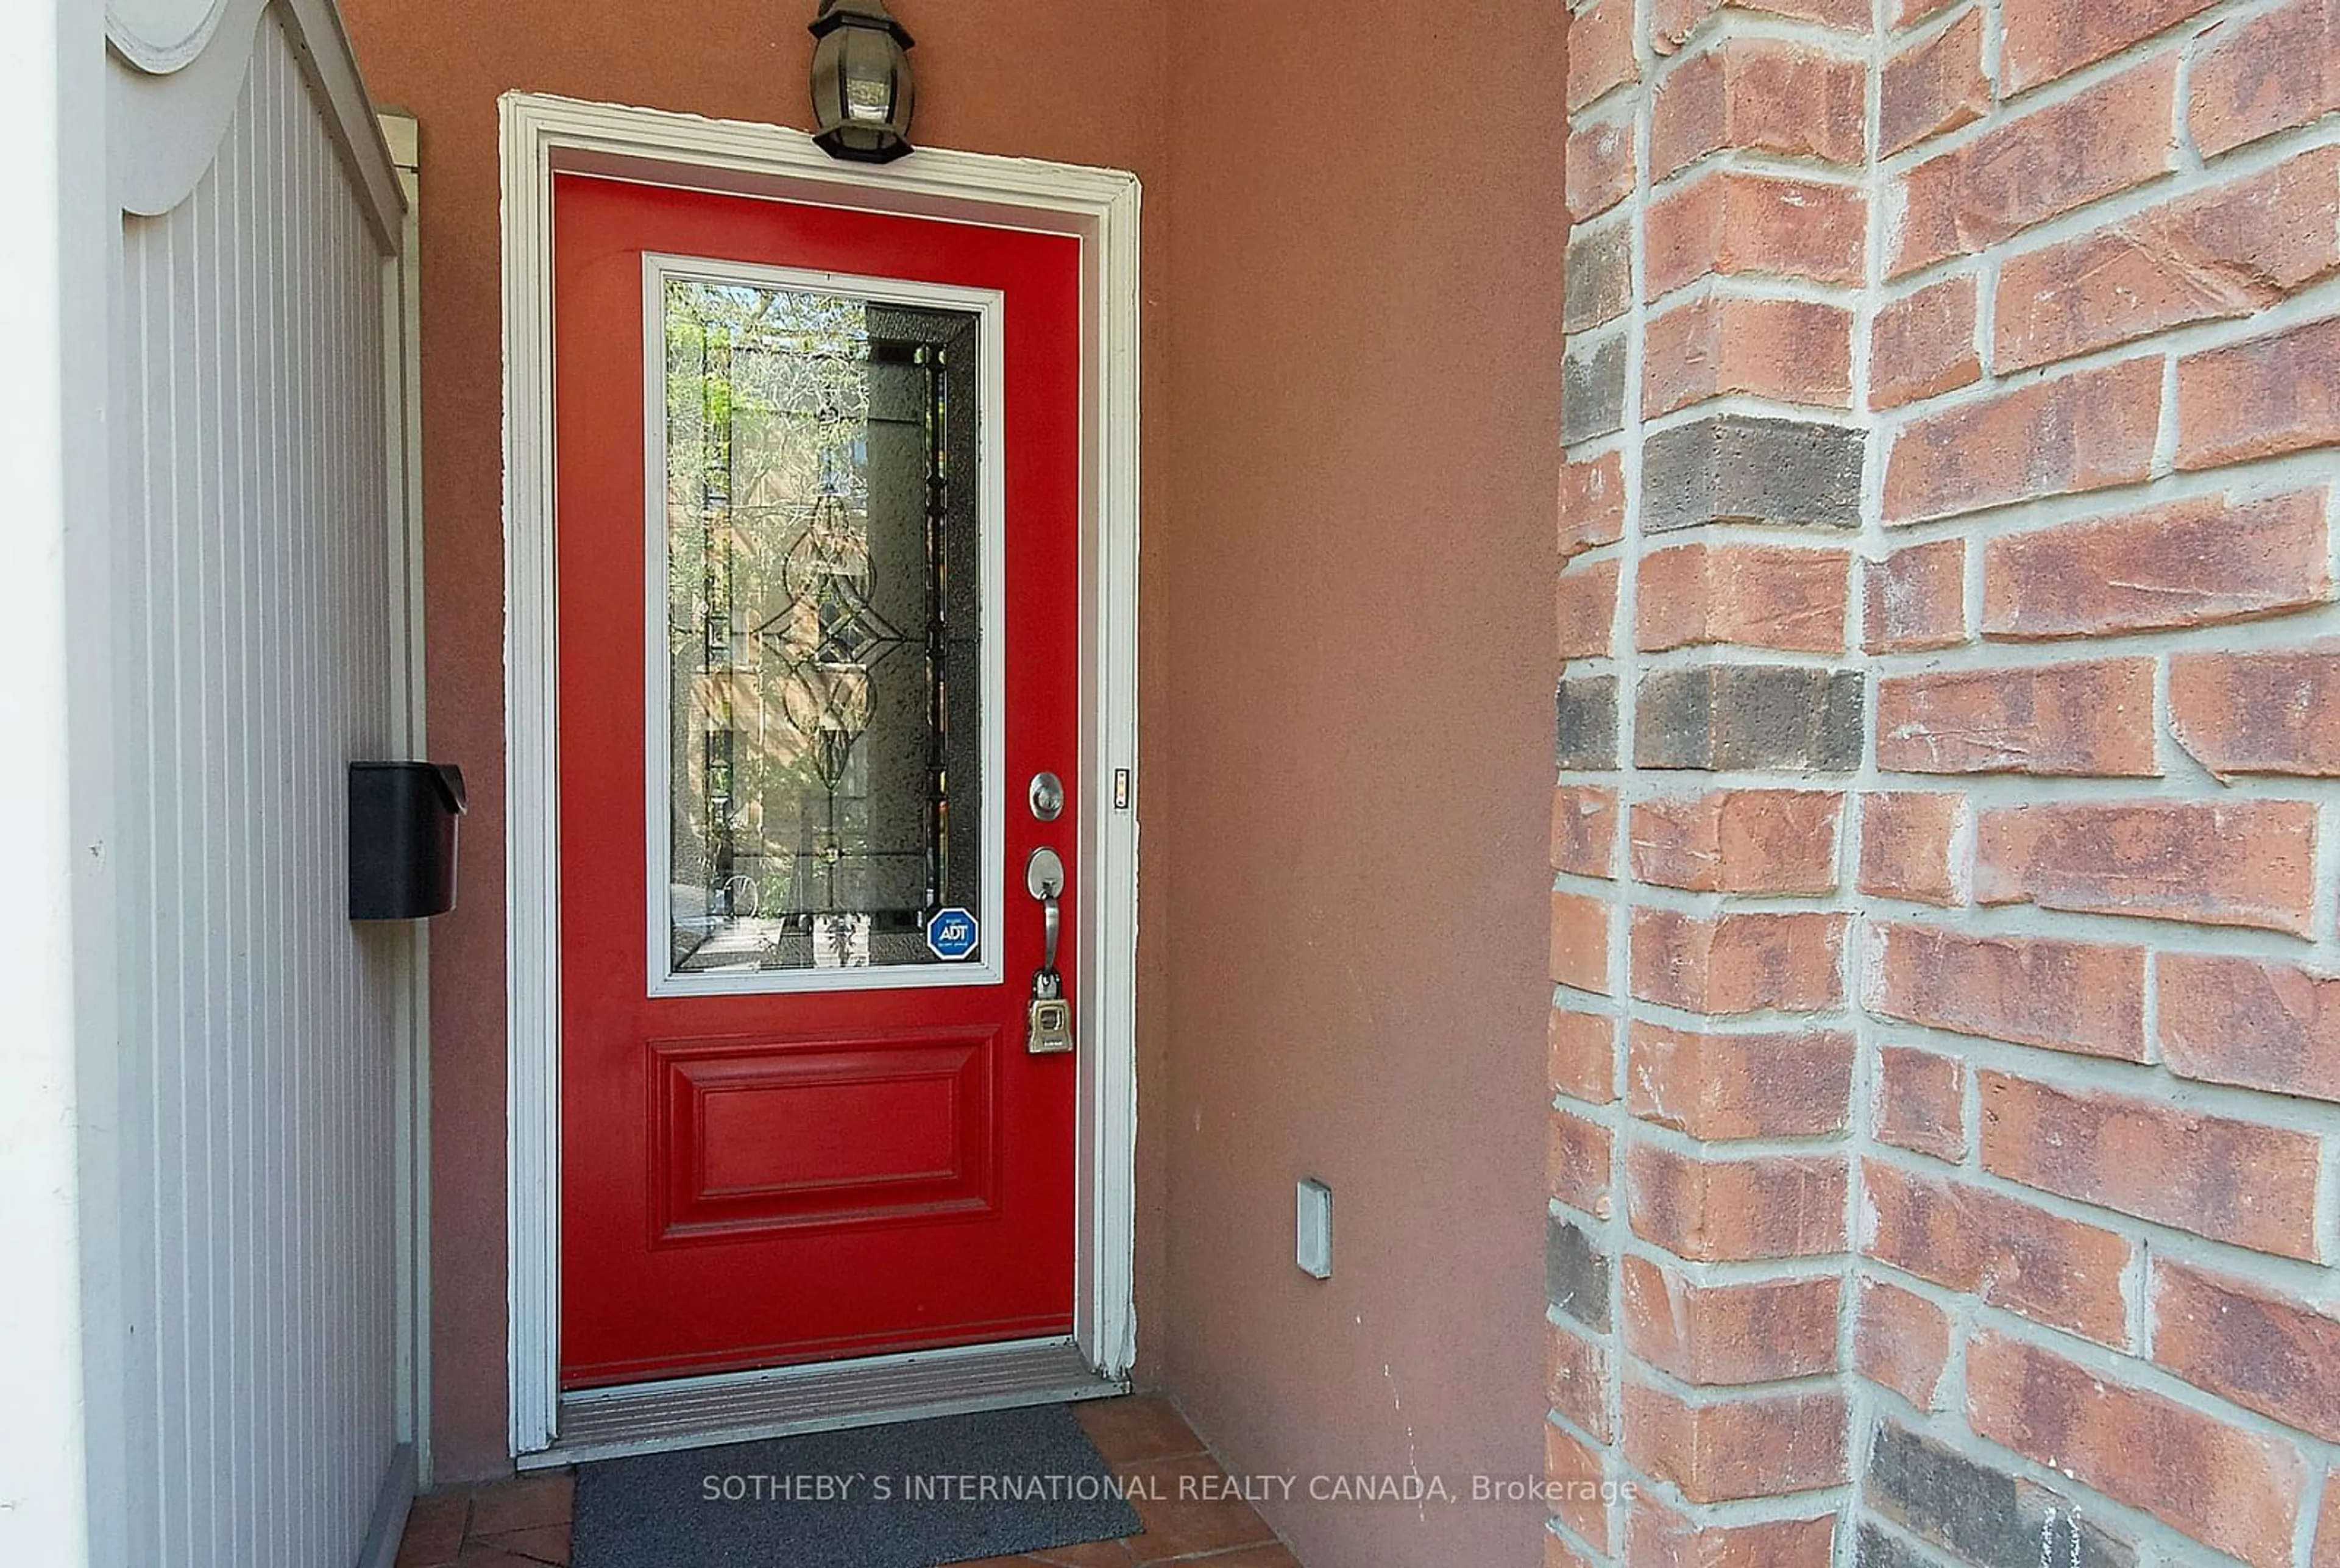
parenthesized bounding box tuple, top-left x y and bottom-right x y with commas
(349, 762, 467, 920)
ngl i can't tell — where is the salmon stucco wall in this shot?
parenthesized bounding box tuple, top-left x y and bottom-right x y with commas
(1158, 7, 1568, 1566)
(339, 9, 1566, 1562)
(335, 0, 1173, 1482)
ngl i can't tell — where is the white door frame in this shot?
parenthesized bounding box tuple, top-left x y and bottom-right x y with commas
(497, 91, 1142, 1458)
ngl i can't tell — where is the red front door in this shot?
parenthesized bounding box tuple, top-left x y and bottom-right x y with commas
(553, 173, 1082, 1389)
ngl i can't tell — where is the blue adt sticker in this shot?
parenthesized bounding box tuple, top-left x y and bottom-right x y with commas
(925, 907, 980, 961)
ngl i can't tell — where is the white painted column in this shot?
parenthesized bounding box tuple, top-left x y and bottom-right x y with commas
(0, 4, 99, 1566)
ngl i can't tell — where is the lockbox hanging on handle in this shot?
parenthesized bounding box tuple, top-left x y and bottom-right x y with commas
(349, 762, 467, 920)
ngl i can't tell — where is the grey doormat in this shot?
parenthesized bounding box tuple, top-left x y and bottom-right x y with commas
(571, 1403, 1144, 1567)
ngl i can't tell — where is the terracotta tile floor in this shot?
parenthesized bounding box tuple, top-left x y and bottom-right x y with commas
(395, 1396, 1301, 1568)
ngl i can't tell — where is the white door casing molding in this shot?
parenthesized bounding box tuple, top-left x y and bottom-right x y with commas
(498, 91, 1143, 1456)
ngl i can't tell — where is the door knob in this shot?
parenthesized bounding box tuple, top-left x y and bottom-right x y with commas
(1026, 846, 1065, 973)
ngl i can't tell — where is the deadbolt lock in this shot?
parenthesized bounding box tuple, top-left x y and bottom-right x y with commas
(1029, 771, 1065, 821)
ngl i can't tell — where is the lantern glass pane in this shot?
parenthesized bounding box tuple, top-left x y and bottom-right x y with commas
(846, 54, 892, 122)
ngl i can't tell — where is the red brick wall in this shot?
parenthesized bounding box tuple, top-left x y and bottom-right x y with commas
(1552, 2, 2340, 1566)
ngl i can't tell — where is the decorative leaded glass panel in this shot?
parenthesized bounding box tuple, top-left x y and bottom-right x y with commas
(661, 276, 983, 975)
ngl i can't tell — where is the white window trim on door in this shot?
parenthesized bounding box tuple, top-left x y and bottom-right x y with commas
(640, 254, 1009, 998)
(498, 90, 1143, 1458)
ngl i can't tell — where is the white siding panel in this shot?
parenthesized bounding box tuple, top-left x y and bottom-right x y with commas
(112, 15, 401, 1567)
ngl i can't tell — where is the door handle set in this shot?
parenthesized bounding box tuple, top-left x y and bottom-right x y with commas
(1024, 846, 1073, 1054)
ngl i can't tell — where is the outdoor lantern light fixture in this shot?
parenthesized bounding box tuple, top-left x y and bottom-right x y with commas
(809, 0, 916, 163)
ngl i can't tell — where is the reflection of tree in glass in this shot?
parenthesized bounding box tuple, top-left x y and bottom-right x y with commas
(665, 280, 905, 932)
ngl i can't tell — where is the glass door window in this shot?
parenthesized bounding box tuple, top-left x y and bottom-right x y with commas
(650, 263, 998, 992)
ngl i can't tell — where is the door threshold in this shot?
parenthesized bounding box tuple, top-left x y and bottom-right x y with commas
(523, 1336, 1127, 1468)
